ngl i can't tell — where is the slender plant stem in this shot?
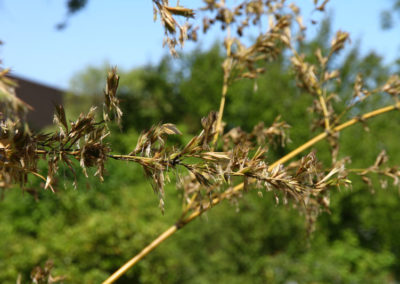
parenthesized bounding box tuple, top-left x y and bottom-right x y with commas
(213, 79, 229, 146)
(35, 149, 80, 156)
(109, 154, 155, 162)
(102, 225, 178, 284)
(103, 102, 400, 284)
(317, 88, 331, 131)
(212, 25, 232, 148)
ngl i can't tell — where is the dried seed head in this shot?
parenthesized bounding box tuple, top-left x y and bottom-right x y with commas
(330, 30, 350, 55)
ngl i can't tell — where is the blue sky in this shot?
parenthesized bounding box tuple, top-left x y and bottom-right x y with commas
(0, 0, 399, 89)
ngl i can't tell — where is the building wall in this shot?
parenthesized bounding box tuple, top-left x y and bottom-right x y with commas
(8, 75, 64, 130)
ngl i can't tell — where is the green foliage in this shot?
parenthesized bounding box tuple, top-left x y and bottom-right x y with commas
(1, 158, 399, 282)
(3, 18, 400, 282)
(2, 117, 400, 283)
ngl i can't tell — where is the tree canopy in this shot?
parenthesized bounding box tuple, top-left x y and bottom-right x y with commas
(2, 14, 400, 281)
(2, 1, 400, 283)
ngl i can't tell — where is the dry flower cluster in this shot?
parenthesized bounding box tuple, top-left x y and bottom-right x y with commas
(1, 1, 400, 283)
(27, 260, 66, 284)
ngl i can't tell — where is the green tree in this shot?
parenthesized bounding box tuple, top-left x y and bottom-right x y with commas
(3, 13, 400, 282)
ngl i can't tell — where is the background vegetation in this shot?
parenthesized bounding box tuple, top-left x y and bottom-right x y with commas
(2, 9, 400, 284)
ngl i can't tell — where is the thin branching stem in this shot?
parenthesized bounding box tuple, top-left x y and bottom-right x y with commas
(316, 48, 331, 131)
(212, 25, 232, 149)
(274, 102, 400, 165)
(213, 76, 229, 148)
(102, 225, 178, 284)
(102, 101, 400, 284)
(317, 88, 331, 130)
